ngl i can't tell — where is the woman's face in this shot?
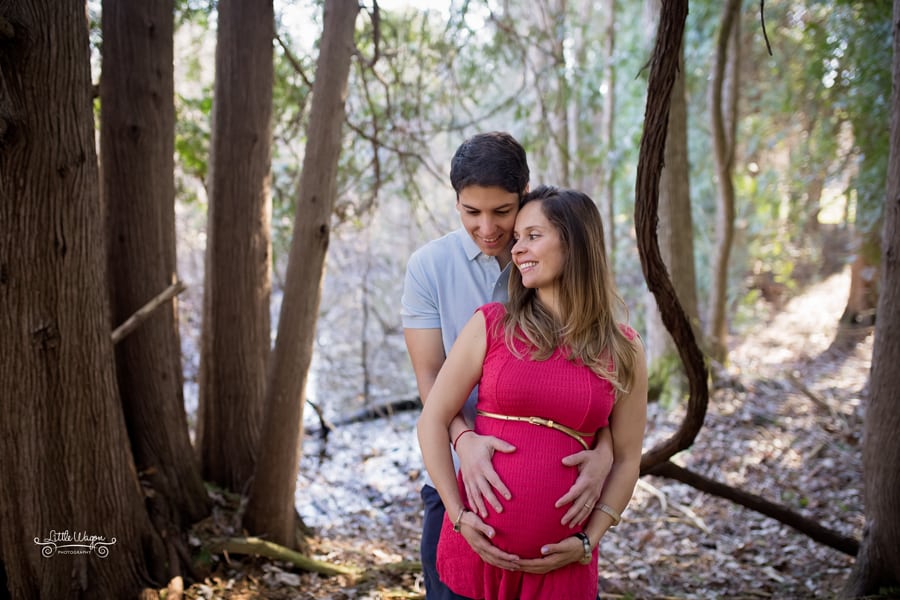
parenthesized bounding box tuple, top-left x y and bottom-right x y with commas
(511, 201, 565, 292)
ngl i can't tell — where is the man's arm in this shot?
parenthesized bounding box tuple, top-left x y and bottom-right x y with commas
(403, 327, 444, 403)
(404, 327, 515, 517)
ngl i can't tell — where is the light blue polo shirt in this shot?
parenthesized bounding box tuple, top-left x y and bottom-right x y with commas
(401, 227, 512, 413)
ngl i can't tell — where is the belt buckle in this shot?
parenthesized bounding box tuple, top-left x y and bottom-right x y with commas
(528, 416, 541, 427)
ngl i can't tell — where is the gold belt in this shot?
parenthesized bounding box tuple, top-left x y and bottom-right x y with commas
(476, 409, 592, 450)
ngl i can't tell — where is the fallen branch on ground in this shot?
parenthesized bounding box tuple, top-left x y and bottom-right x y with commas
(647, 460, 860, 556)
(205, 537, 361, 577)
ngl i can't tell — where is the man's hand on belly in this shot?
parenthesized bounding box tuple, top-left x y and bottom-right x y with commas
(555, 433, 614, 527)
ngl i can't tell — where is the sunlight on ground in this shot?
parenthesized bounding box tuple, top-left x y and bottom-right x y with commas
(730, 268, 851, 373)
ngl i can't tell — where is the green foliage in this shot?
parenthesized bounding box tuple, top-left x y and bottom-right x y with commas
(176, 0, 214, 28)
(647, 352, 686, 409)
(175, 92, 212, 190)
(814, 0, 892, 241)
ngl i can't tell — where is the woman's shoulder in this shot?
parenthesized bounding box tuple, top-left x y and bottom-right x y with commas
(477, 301, 506, 319)
(476, 302, 507, 342)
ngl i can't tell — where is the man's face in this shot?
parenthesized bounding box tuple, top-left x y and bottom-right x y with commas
(456, 185, 520, 258)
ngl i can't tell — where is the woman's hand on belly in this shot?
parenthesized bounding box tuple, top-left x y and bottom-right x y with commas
(457, 509, 522, 570)
(515, 534, 585, 574)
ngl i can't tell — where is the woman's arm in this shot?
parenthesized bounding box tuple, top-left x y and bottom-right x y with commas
(405, 324, 516, 518)
(416, 312, 521, 563)
(517, 338, 648, 573)
(582, 337, 648, 542)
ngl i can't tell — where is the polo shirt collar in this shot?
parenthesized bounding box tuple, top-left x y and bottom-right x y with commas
(458, 228, 483, 261)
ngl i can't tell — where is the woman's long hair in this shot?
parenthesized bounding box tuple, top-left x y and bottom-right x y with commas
(504, 186, 638, 396)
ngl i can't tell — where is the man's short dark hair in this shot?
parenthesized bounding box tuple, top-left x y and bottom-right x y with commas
(449, 132, 529, 197)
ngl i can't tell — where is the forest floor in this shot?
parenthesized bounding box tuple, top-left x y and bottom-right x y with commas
(175, 267, 873, 600)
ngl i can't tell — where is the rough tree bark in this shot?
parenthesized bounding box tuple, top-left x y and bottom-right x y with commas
(643, 0, 699, 401)
(0, 2, 165, 596)
(198, 0, 274, 493)
(101, 0, 209, 531)
(843, 1, 900, 594)
(706, 0, 741, 363)
(633, 0, 708, 471)
(243, 0, 360, 548)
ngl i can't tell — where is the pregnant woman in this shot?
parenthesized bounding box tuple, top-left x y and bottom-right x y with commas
(418, 185, 648, 600)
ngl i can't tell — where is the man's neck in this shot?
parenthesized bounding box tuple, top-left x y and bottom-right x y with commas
(495, 250, 512, 269)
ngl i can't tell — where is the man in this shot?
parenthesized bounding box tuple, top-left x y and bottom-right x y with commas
(402, 132, 613, 599)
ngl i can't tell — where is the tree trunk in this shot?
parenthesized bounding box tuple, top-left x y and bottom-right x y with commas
(839, 252, 879, 329)
(243, 0, 359, 547)
(198, 0, 274, 493)
(0, 2, 165, 596)
(706, 0, 741, 363)
(842, 2, 900, 594)
(600, 0, 617, 267)
(101, 0, 209, 529)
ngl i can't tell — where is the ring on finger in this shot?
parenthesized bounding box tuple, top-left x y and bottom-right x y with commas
(584, 502, 594, 509)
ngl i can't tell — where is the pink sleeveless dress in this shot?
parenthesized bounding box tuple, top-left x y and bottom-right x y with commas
(437, 302, 634, 600)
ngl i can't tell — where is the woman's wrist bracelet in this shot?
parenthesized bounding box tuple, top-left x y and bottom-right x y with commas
(594, 503, 621, 526)
(453, 507, 470, 532)
(452, 428, 474, 451)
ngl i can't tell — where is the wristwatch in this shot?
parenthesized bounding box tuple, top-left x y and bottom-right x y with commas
(573, 532, 592, 565)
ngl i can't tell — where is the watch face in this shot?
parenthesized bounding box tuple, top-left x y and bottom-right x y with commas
(576, 532, 592, 564)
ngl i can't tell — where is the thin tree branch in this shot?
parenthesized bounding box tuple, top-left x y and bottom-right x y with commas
(760, 0, 773, 56)
(111, 280, 186, 344)
(275, 32, 313, 88)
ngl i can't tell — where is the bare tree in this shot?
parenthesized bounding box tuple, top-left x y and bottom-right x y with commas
(706, 0, 741, 363)
(600, 0, 617, 266)
(198, 0, 274, 493)
(243, 0, 360, 548)
(842, 1, 900, 593)
(0, 2, 166, 595)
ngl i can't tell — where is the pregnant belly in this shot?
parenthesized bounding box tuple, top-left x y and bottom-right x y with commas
(475, 428, 580, 558)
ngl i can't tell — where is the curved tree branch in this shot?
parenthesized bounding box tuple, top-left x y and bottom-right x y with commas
(634, 3, 860, 560)
(634, 0, 709, 473)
